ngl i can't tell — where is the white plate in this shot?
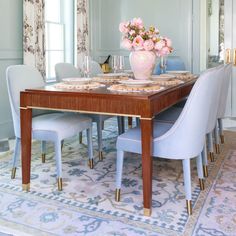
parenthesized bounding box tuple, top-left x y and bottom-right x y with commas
(166, 70, 190, 75)
(62, 77, 92, 85)
(119, 79, 154, 87)
(97, 73, 129, 77)
(151, 74, 176, 81)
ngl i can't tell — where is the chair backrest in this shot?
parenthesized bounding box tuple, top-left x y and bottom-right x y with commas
(55, 63, 81, 82)
(154, 66, 222, 159)
(90, 60, 103, 77)
(6, 65, 45, 138)
(153, 56, 186, 75)
(206, 64, 225, 133)
(217, 63, 232, 119)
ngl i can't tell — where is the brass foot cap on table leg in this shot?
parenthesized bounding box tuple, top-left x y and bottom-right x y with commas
(209, 152, 215, 162)
(215, 144, 220, 154)
(89, 159, 94, 169)
(99, 151, 103, 161)
(199, 178, 205, 190)
(220, 134, 225, 144)
(128, 125, 132, 129)
(143, 208, 152, 217)
(11, 167, 16, 179)
(57, 178, 63, 191)
(41, 153, 46, 163)
(203, 165, 208, 178)
(22, 183, 30, 192)
(186, 200, 192, 215)
(115, 189, 121, 202)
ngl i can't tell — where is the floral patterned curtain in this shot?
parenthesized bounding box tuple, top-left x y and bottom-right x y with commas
(23, 0, 46, 77)
(77, 0, 89, 67)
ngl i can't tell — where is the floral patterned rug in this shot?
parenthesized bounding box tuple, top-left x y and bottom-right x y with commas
(0, 118, 235, 236)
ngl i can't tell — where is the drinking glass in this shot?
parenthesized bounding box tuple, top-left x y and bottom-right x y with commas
(118, 55, 125, 72)
(160, 56, 167, 74)
(111, 55, 119, 73)
(82, 55, 91, 77)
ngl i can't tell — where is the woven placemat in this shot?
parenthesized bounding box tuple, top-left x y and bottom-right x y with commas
(152, 79, 184, 87)
(53, 82, 105, 90)
(92, 76, 129, 84)
(108, 84, 164, 93)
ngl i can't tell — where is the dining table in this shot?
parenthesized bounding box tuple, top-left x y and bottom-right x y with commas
(19, 77, 196, 217)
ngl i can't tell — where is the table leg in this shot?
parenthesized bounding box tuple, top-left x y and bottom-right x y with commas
(128, 117, 132, 128)
(140, 118, 153, 216)
(20, 107, 32, 191)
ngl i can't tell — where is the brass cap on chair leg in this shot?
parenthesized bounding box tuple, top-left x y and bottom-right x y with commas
(203, 165, 208, 178)
(89, 159, 94, 169)
(11, 167, 16, 179)
(144, 208, 152, 217)
(215, 144, 220, 154)
(41, 153, 46, 163)
(22, 183, 30, 192)
(209, 152, 215, 162)
(115, 189, 121, 202)
(99, 151, 103, 161)
(199, 178, 205, 190)
(57, 178, 63, 191)
(186, 200, 192, 215)
(220, 134, 224, 144)
(79, 133, 83, 144)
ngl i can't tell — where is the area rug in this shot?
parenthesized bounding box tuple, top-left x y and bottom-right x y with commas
(0, 118, 235, 236)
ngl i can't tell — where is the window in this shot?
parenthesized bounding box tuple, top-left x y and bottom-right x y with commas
(45, 0, 75, 80)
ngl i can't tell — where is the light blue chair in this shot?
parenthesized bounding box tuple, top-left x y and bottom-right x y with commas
(155, 65, 226, 176)
(153, 56, 186, 75)
(55, 62, 124, 160)
(215, 64, 232, 145)
(6, 65, 94, 191)
(115, 67, 221, 215)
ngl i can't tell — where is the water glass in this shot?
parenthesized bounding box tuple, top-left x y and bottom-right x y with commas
(111, 55, 119, 73)
(118, 55, 125, 72)
(82, 55, 91, 77)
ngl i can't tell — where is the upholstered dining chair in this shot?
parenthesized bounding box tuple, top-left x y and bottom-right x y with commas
(6, 65, 94, 191)
(153, 56, 186, 75)
(55, 62, 124, 161)
(115, 66, 221, 215)
(215, 63, 232, 145)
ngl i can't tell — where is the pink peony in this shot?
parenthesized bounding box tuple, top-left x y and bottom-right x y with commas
(164, 37, 172, 47)
(121, 38, 132, 50)
(143, 39, 154, 51)
(129, 30, 136, 36)
(119, 22, 129, 33)
(154, 40, 165, 50)
(132, 35, 144, 50)
(159, 46, 171, 56)
(131, 17, 143, 29)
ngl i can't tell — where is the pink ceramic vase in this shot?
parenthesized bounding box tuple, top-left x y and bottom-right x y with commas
(129, 50, 156, 79)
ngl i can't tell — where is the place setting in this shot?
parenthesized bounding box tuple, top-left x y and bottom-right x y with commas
(150, 74, 184, 86)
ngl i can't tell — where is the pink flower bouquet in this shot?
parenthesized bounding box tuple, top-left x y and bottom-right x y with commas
(119, 18, 173, 56)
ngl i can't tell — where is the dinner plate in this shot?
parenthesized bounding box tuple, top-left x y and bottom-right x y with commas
(119, 79, 154, 87)
(166, 70, 190, 75)
(62, 77, 92, 85)
(151, 74, 176, 81)
(97, 73, 129, 77)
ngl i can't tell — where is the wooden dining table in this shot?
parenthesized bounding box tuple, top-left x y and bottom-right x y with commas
(20, 78, 196, 216)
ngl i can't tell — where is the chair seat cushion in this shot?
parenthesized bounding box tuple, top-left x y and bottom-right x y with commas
(116, 121, 173, 154)
(155, 107, 182, 123)
(32, 113, 92, 141)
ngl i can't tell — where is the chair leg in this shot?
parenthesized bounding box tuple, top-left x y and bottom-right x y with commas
(86, 127, 94, 169)
(79, 132, 83, 144)
(115, 150, 125, 202)
(41, 141, 46, 163)
(214, 125, 220, 154)
(97, 119, 103, 161)
(182, 159, 192, 215)
(128, 117, 132, 128)
(55, 140, 63, 191)
(11, 137, 21, 179)
(207, 133, 214, 162)
(218, 118, 224, 144)
(117, 116, 125, 135)
(196, 155, 205, 190)
(202, 142, 208, 177)
(136, 117, 140, 127)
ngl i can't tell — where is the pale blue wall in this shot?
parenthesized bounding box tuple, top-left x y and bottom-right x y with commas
(0, 0, 23, 139)
(89, 0, 193, 70)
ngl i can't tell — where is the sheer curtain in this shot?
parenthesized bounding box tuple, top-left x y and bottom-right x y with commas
(77, 0, 89, 68)
(23, 0, 46, 77)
